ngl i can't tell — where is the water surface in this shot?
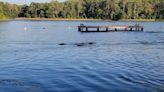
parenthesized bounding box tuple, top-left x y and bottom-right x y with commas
(0, 20, 164, 92)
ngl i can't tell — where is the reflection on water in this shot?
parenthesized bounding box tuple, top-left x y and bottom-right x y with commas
(0, 20, 164, 92)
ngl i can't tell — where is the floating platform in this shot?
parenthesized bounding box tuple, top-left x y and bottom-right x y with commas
(78, 24, 144, 32)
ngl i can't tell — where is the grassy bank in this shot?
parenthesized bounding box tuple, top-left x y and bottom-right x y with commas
(0, 16, 8, 21)
(0, 15, 12, 21)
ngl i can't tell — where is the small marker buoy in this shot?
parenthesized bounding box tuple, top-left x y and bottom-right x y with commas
(68, 26, 71, 29)
(24, 27, 27, 31)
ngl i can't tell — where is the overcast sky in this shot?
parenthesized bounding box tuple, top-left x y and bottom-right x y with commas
(0, 0, 65, 5)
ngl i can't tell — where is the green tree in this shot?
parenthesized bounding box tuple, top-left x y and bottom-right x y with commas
(0, 0, 163, 20)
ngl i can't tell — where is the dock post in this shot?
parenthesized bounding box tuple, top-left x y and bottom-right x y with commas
(141, 27, 144, 31)
(86, 27, 88, 32)
(78, 27, 81, 31)
(97, 28, 99, 32)
(106, 27, 108, 31)
(130, 28, 132, 31)
(125, 28, 127, 31)
(115, 28, 117, 31)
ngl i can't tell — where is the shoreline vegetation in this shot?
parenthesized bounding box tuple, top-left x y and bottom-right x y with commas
(1, 17, 164, 22)
(0, 18, 164, 22)
(13, 18, 164, 22)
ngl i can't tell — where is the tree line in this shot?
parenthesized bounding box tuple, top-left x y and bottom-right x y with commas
(0, 0, 164, 20)
(0, 2, 20, 19)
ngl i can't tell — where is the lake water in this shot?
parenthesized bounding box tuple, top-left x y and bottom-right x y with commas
(0, 20, 164, 92)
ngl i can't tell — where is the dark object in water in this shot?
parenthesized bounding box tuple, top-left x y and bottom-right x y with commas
(80, 24, 84, 26)
(59, 43, 67, 46)
(75, 43, 85, 47)
(139, 41, 149, 45)
(75, 42, 96, 47)
(58, 42, 96, 46)
(88, 42, 96, 45)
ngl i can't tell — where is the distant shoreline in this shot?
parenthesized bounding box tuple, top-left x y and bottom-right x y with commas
(14, 18, 103, 21)
(1, 18, 164, 22)
(15, 18, 164, 22)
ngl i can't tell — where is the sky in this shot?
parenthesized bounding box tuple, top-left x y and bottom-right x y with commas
(0, 0, 65, 5)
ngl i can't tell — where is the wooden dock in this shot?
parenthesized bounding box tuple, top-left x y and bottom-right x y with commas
(78, 24, 144, 32)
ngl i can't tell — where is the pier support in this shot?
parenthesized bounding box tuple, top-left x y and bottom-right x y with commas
(78, 27, 81, 31)
(130, 28, 133, 31)
(125, 28, 127, 31)
(86, 27, 88, 32)
(141, 28, 144, 31)
(97, 28, 99, 32)
(106, 28, 108, 31)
